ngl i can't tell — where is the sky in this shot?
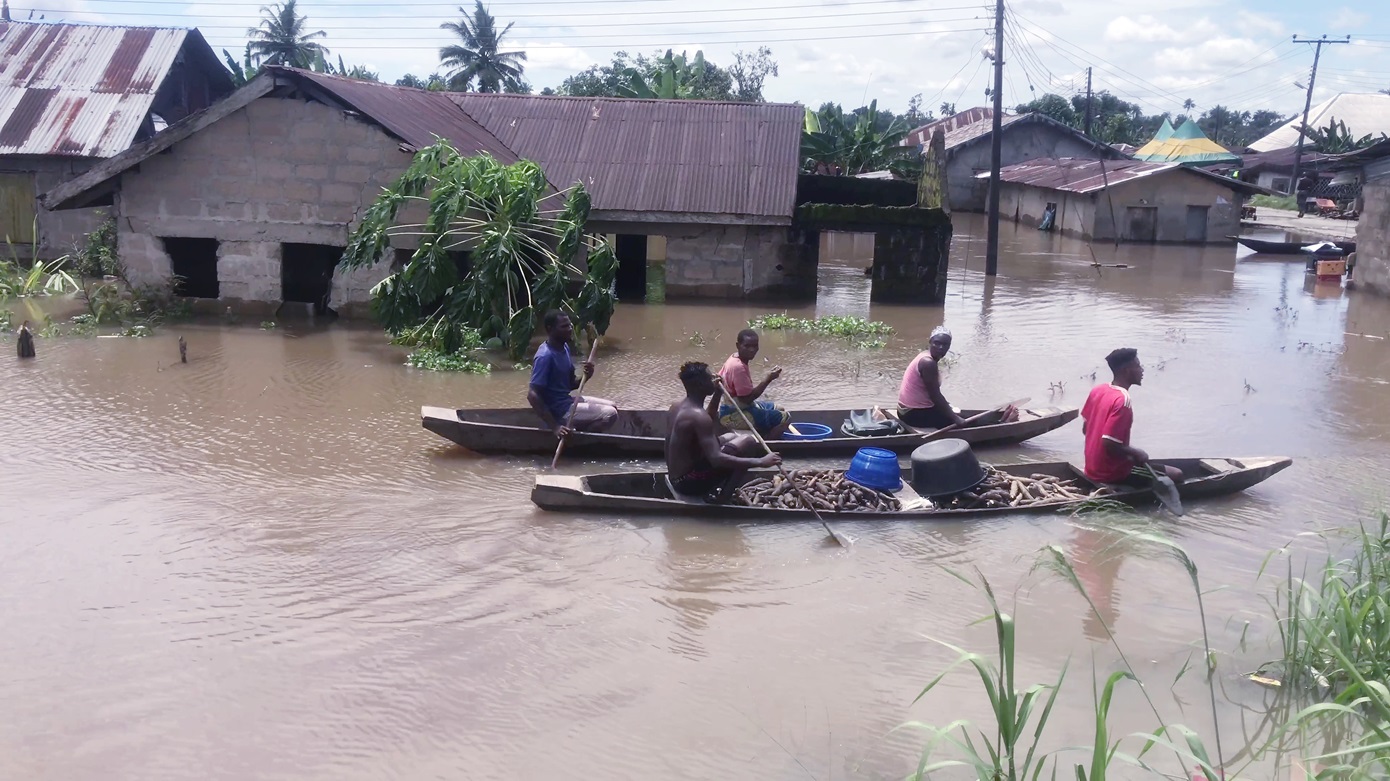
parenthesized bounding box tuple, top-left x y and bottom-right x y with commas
(12, 0, 1390, 123)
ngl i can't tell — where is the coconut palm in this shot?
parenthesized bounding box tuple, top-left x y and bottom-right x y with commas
(439, 1, 527, 93)
(247, 0, 328, 68)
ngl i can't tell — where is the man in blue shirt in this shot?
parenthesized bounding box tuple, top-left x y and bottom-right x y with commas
(528, 310, 618, 436)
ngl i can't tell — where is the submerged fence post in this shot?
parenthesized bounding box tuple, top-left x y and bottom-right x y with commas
(17, 320, 35, 359)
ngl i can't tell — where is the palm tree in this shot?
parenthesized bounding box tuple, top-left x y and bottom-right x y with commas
(439, 1, 527, 93)
(247, 0, 328, 68)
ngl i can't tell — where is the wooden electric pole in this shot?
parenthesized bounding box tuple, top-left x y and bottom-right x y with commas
(984, 0, 1005, 276)
(1083, 67, 1093, 136)
(1289, 35, 1349, 197)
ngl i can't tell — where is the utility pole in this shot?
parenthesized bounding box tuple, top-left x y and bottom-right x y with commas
(1289, 35, 1349, 198)
(985, 0, 1005, 276)
(1083, 67, 1093, 136)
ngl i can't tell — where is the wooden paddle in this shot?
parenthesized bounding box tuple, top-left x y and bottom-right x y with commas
(718, 379, 852, 548)
(1144, 463, 1185, 516)
(914, 398, 1030, 444)
(550, 329, 600, 469)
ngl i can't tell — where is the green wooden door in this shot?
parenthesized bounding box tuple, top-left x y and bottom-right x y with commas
(0, 173, 37, 245)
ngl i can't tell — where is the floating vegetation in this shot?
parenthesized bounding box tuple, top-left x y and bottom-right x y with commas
(749, 313, 894, 344)
(260, 321, 278, 330)
(404, 347, 490, 373)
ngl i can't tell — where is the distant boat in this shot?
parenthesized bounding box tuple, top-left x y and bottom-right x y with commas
(1231, 236, 1355, 256)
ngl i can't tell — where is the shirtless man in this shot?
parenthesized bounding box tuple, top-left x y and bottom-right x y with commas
(666, 361, 781, 501)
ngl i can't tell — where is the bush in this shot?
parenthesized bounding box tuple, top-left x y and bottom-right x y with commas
(404, 347, 490, 373)
(1250, 194, 1297, 211)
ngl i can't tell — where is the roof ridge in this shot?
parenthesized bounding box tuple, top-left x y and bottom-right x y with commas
(0, 18, 196, 32)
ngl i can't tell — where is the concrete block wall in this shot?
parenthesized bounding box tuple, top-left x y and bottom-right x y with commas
(665, 223, 812, 299)
(1357, 183, 1390, 296)
(116, 96, 406, 308)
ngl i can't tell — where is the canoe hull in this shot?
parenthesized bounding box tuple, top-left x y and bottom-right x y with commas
(423, 405, 1080, 457)
(1233, 236, 1355, 256)
(531, 457, 1292, 520)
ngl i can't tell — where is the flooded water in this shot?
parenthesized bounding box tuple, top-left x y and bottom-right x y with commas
(4, 214, 1390, 780)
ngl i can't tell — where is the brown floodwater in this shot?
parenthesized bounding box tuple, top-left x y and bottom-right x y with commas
(4, 213, 1390, 780)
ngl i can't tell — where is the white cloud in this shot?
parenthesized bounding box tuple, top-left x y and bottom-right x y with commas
(1330, 7, 1370, 29)
(516, 42, 593, 73)
(1104, 16, 1181, 44)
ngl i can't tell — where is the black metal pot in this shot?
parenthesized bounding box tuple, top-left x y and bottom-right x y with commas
(910, 439, 987, 497)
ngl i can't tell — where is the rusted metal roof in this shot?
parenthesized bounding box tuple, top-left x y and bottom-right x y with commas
(278, 67, 520, 164)
(903, 106, 994, 148)
(982, 157, 1269, 196)
(448, 93, 803, 220)
(0, 21, 208, 157)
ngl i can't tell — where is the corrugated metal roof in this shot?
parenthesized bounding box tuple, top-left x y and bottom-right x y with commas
(448, 93, 803, 219)
(903, 106, 994, 147)
(277, 67, 521, 164)
(0, 21, 194, 157)
(982, 157, 1267, 196)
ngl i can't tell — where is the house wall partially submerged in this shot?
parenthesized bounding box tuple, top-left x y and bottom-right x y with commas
(1000, 172, 1242, 244)
(113, 97, 402, 315)
(106, 95, 810, 313)
(1357, 182, 1390, 295)
(949, 126, 1105, 212)
(1, 156, 107, 259)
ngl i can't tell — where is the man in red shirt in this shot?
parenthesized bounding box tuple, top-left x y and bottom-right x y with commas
(1081, 348, 1182, 485)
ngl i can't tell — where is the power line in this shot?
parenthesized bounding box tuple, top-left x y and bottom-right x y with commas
(21, 0, 992, 20)
(199, 26, 995, 50)
(917, 31, 991, 111)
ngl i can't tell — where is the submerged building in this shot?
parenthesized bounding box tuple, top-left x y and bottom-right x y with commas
(45, 67, 953, 313)
(986, 158, 1266, 243)
(0, 19, 233, 259)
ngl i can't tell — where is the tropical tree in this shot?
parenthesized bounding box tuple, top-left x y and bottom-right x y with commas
(338, 142, 617, 362)
(1302, 117, 1389, 153)
(559, 49, 734, 100)
(1015, 93, 1078, 127)
(439, 1, 527, 93)
(246, 0, 328, 68)
(397, 73, 449, 91)
(728, 46, 779, 102)
(801, 100, 919, 178)
(223, 44, 259, 87)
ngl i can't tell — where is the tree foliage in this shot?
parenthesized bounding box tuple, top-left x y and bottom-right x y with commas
(396, 73, 450, 91)
(246, 0, 328, 68)
(1301, 117, 1389, 154)
(439, 1, 528, 93)
(338, 142, 617, 361)
(1015, 91, 1291, 149)
(310, 51, 379, 82)
(558, 48, 776, 101)
(223, 44, 259, 87)
(801, 100, 919, 178)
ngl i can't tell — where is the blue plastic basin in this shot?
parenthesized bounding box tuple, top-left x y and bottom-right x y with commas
(845, 447, 902, 491)
(783, 422, 833, 440)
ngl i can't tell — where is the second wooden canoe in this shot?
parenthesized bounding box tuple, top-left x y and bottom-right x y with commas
(422, 405, 1079, 457)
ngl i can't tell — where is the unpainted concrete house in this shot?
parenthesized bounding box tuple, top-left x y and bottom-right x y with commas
(988, 158, 1267, 243)
(44, 67, 829, 313)
(1338, 140, 1390, 296)
(903, 108, 1126, 212)
(0, 19, 233, 258)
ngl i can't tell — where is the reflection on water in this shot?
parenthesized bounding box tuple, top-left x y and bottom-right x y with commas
(4, 212, 1390, 779)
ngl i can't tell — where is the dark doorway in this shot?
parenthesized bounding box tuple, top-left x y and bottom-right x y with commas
(1185, 205, 1209, 243)
(1124, 206, 1158, 242)
(613, 234, 647, 302)
(162, 237, 220, 298)
(282, 243, 341, 312)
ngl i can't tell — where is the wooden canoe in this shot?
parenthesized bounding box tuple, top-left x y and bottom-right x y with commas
(1232, 236, 1355, 256)
(422, 405, 1079, 457)
(530, 457, 1292, 519)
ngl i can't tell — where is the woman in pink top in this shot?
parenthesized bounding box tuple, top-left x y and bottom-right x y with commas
(897, 326, 1017, 429)
(717, 329, 791, 439)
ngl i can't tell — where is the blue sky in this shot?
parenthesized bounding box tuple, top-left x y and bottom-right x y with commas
(16, 0, 1390, 123)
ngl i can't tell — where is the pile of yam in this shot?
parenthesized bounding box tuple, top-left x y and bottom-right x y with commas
(941, 466, 1113, 510)
(734, 469, 902, 512)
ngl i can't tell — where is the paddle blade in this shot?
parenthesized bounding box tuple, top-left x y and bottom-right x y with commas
(1146, 466, 1184, 516)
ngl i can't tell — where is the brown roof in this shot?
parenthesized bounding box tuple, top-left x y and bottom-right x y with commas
(448, 93, 803, 220)
(983, 157, 1269, 196)
(0, 21, 231, 157)
(903, 106, 994, 147)
(274, 67, 518, 163)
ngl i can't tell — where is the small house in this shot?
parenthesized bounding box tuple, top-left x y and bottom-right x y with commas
(0, 19, 233, 258)
(985, 157, 1267, 243)
(903, 108, 1125, 212)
